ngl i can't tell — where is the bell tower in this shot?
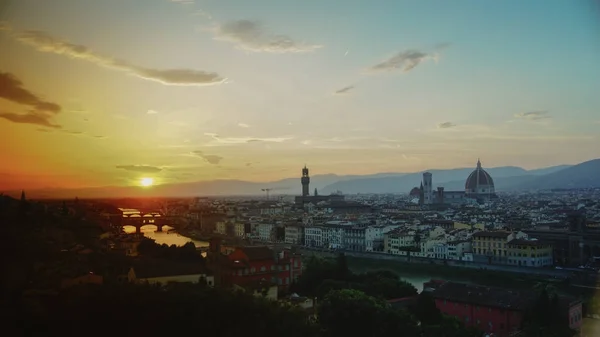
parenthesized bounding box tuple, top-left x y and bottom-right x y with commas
(301, 165, 310, 197)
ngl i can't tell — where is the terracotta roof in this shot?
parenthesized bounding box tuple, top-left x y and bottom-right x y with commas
(472, 231, 511, 238)
(507, 239, 551, 247)
(241, 246, 274, 261)
(431, 282, 535, 310)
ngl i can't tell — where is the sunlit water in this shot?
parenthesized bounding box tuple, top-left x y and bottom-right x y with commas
(123, 225, 209, 248)
(120, 226, 439, 291)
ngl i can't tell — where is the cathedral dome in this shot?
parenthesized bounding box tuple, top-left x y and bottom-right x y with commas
(465, 159, 495, 195)
(409, 187, 421, 197)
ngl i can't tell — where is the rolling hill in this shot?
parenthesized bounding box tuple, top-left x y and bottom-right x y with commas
(4, 160, 599, 199)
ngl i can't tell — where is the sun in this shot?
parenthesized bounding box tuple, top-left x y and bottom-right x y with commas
(140, 177, 154, 187)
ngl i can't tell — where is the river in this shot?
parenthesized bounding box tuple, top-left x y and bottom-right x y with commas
(123, 225, 209, 248)
(348, 261, 469, 293)
(121, 226, 455, 292)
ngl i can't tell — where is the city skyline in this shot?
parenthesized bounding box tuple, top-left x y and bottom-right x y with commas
(1, 0, 600, 190)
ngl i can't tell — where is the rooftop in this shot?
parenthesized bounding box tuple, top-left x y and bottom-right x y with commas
(430, 281, 534, 310)
(472, 231, 511, 238)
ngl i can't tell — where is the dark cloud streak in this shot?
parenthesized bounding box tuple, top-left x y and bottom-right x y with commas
(191, 151, 223, 165)
(514, 110, 551, 121)
(115, 165, 163, 173)
(212, 20, 321, 53)
(334, 85, 354, 94)
(6, 30, 225, 86)
(0, 72, 61, 112)
(437, 122, 456, 129)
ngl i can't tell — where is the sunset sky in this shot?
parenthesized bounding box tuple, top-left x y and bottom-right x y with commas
(1, 0, 599, 190)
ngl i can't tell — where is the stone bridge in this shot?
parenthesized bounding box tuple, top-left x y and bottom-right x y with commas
(106, 209, 183, 233)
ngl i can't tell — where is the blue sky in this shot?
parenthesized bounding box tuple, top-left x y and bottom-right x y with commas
(0, 0, 599, 188)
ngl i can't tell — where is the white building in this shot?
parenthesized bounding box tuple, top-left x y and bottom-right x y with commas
(365, 225, 401, 252)
(432, 242, 448, 259)
(447, 240, 472, 261)
(305, 227, 323, 247)
(284, 225, 304, 245)
(257, 223, 275, 242)
(344, 226, 366, 252)
(321, 225, 345, 249)
(384, 229, 416, 255)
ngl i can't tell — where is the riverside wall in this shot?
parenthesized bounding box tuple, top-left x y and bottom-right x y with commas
(297, 247, 579, 278)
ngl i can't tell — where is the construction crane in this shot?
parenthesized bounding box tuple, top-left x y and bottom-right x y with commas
(261, 187, 290, 200)
(261, 188, 272, 200)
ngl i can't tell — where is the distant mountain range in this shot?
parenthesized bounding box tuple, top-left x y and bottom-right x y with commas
(4, 160, 600, 199)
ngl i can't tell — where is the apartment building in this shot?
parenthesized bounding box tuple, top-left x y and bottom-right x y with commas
(284, 225, 305, 245)
(472, 231, 527, 264)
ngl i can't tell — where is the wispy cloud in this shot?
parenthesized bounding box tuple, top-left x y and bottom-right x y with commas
(190, 150, 223, 165)
(147, 109, 159, 114)
(437, 122, 456, 129)
(35, 128, 105, 139)
(204, 132, 292, 145)
(116, 165, 163, 173)
(237, 122, 250, 128)
(334, 85, 355, 95)
(170, 0, 194, 4)
(0, 72, 62, 128)
(211, 20, 322, 53)
(192, 10, 213, 20)
(0, 111, 61, 128)
(5, 29, 225, 86)
(514, 110, 551, 121)
(0, 21, 11, 32)
(0, 72, 61, 112)
(370, 49, 439, 73)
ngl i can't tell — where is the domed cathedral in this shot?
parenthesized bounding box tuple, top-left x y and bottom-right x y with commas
(465, 159, 497, 200)
(415, 158, 497, 206)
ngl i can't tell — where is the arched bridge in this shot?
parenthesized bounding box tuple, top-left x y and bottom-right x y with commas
(109, 209, 184, 233)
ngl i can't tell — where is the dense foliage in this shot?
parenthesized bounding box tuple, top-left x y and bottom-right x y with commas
(521, 286, 577, 337)
(137, 238, 204, 262)
(291, 253, 418, 300)
(10, 283, 318, 337)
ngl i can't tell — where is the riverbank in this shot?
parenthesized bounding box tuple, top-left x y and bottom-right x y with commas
(299, 248, 597, 298)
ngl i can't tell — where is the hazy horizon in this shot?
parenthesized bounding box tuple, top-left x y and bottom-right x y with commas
(2, 0, 600, 191)
(1, 160, 585, 192)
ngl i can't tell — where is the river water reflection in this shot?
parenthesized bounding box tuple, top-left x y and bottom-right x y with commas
(123, 225, 209, 248)
(122, 226, 447, 292)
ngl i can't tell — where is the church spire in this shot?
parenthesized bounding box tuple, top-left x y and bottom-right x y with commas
(477, 158, 482, 169)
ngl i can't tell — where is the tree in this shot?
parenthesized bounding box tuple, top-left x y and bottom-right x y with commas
(14, 283, 318, 337)
(521, 288, 575, 337)
(318, 289, 419, 337)
(61, 201, 68, 216)
(335, 253, 349, 280)
(414, 233, 421, 248)
(410, 292, 442, 325)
